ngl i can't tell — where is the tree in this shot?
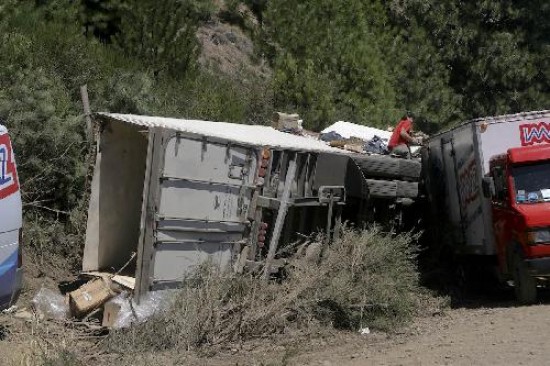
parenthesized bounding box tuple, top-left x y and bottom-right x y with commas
(388, 0, 550, 125)
(263, 0, 398, 130)
(80, 0, 124, 42)
(115, 0, 212, 79)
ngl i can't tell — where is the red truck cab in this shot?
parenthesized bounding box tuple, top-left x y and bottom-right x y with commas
(487, 144, 550, 303)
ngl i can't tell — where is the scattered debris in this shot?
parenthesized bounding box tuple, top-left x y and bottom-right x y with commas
(68, 276, 115, 317)
(328, 136, 367, 154)
(32, 287, 69, 320)
(321, 121, 391, 142)
(83, 272, 136, 290)
(102, 298, 122, 328)
(364, 135, 388, 155)
(272, 111, 303, 131)
(31, 253, 140, 327)
(2, 305, 17, 314)
(13, 309, 34, 321)
(319, 121, 392, 155)
(320, 131, 343, 142)
(359, 327, 371, 335)
(106, 290, 174, 329)
(64, 253, 138, 321)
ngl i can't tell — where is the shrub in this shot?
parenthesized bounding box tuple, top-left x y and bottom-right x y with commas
(109, 228, 423, 352)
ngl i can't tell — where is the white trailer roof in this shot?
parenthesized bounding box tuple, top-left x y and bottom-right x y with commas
(98, 113, 344, 153)
(430, 109, 550, 138)
(321, 121, 392, 141)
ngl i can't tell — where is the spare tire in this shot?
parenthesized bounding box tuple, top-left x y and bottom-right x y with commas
(365, 179, 397, 198)
(353, 155, 421, 180)
(398, 159, 422, 180)
(396, 181, 419, 198)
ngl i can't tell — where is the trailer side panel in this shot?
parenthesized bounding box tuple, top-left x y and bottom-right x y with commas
(150, 134, 258, 289)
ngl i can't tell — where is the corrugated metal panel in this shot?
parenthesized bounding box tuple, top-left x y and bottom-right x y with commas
(97, 113, 345, 153)
(151, 134, 257, 284)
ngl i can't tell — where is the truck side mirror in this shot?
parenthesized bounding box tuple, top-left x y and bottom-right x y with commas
(482, 177, 496, 198)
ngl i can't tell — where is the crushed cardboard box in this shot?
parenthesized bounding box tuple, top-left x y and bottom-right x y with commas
(68, 276, 115, 317)
(272, 112, 303, 131)
(67, 272, 136, 319)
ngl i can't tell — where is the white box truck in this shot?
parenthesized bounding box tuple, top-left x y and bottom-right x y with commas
(423, 110, 550, 303)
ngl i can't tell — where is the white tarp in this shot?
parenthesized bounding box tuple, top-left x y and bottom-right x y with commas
(321, 121, 392, 142)
(98, 113, 345, 154)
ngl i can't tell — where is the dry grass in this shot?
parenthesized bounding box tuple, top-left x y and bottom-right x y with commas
(0, 314, 103, 366)
(108, 227, 425, 354)
(3, 227, 435, 365)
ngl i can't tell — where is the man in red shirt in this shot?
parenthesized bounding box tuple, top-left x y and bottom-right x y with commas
(387, 114, 421, 158)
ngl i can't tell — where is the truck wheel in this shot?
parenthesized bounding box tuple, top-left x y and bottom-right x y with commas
(512, 250, 537, 305)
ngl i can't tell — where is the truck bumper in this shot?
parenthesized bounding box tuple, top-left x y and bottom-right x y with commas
(526, 258, 550, 276)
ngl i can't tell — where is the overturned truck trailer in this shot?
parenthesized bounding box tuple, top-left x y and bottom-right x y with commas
(83, 114, 372, 299)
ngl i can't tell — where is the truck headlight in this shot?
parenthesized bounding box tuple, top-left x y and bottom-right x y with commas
(527, 229, 550, 245)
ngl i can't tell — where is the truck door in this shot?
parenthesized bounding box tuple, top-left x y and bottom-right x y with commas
(146, 134, 258, 290)
(441, 139, 465, 244)
(490, 163, 514, 272)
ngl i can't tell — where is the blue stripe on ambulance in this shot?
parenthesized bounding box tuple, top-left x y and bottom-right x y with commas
(0, 249, 17, 298)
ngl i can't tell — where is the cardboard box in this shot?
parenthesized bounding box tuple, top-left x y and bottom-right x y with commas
(102, 299, 122, 327)
(68, 277, 114, 317)
(272, 112, 302, 131)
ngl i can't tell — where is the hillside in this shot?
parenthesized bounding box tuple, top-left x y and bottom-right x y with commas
(0, 1, 549, 364)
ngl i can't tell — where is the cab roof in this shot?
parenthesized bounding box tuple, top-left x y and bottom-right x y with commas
(508, 144, 550, 165)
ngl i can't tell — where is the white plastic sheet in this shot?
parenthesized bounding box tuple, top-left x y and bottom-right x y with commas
(322, 121, 392, 142)
(32, 287, 69, 320)
(110, 290, 174, 329)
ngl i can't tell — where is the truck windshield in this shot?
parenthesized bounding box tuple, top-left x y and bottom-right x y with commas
(512, 161, 550, 203)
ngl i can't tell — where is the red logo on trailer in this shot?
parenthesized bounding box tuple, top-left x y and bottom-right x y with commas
(458, 158, 479, 212)
(0, 132, 19, 200)
(520, 122, 550, 146)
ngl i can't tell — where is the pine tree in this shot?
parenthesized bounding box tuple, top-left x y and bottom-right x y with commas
(263, 0, 398, 130)
(80, 0, 125, 42)
(115, 0, 212, 79)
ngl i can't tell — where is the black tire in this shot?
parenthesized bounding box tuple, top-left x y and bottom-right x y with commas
(353, 155, 421, 180)
(354, 155, 400, 177)
(512, 249, 537, 305)
(365, 179, 397, 198)
(364, 179, 419, 199)
(396, 181, 419, 198)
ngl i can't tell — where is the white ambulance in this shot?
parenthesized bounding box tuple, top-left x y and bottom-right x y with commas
(0, 123, 22, 309)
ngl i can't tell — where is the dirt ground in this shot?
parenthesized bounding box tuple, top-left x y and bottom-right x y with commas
(291, 303, 550, 366)
(3, 287, 550, 365)
(199, 288, 550, 366)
